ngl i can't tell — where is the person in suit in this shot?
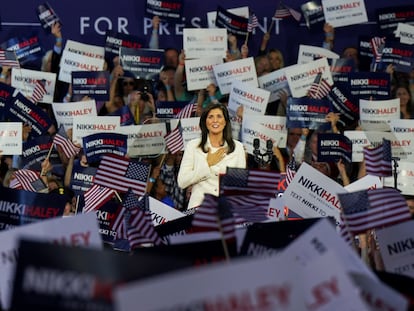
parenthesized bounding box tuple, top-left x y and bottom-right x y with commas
(177, 103, 246, 209)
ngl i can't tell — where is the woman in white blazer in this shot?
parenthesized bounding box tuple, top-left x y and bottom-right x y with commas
(178, 103, 246, 209)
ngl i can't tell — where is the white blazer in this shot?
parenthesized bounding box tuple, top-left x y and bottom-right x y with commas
(177, 137, 246, 209)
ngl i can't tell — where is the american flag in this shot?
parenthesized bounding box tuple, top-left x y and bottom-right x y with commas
(53, 126, 81, 158)
(285, 156, 298, 186)
(307, 72, 332, 99)
(83, 184, 116, 213)
(247, 13, 259, 32)
(224, 194, 270, 223)
(110, 204, 128, 240)
(93, 154, 150, 196)
(338, 213, 354, 246)
(30, 79, 47, 103)
(164, 121, 184, 154)
(220, 167, 280, 197)
(10, 169, 46, 192)
(0, 49, 20, 68)
(338, 187, 411, 235)
(363, 139, 392, 177)
(175, 102, 197, 119)
(192, 194, 236, 240)
(370, 36, 386, 63)
(273, 3, 301, 22)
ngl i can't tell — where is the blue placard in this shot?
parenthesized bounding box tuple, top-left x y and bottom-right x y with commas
(72, 71, 110, 101)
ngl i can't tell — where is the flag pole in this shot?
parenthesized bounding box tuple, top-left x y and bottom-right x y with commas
(268, 18, 275, 34)
(216, 215, 231, 262)
(244, 32, 249, 46)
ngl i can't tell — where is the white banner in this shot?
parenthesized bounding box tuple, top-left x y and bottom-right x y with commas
(183, 28, 227, 59)
(52, 99, 97, 131)
(284, 162, 347, 226)
(228, 80, 270, 116)
(0, 213, 102, 310)
(322, 0, 368, 28)
(184, 56, 222, 91)
(116, 123, 166, 157)
(258, 66, 291, 102)
(11, 68, 56, 103)
(297, 44, 340, 64)
(285, 57, 333, 98)
(213, 57, 258, 94)
(72, 115, 120, 144)
(59, 39, 105, 83)
(0, 122, 22, 155)
(359, 98, 400, 131)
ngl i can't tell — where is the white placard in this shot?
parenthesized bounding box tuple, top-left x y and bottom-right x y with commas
(59, 40, 105, 83)
(117, 123, 166, 157)
(258, 66, 291, 102)
(228, 80, 270, 116)
(0, 213, 102, 310)
(285, 57, 332, 98)
(297, 44, 340, 64)
(0, 122, 22, 154)
(377, 220, 414, 278)
(395, 22, 414, 45)
(184, 56, 222, 91)
(389, 119, 414, 133)
(183, 28, 227, 59)
(11, 68, 56, 103)
(384, 161, 414, 195)
(344, 174, 382, 192)
(359, 98, 400, 131)
(322, 0, 368, 28)
(213, 57, 258, 95)
(51, 99, 97, 131)
(149, 197, 185, 226)
(72, 115, 120, 144)
(284, 162, 347, 226)
(179, 117, 201, 148)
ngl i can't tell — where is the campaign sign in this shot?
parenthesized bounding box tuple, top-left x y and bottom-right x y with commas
(104, 30, 144, 64)
(377, 41, 414, 73)
(1, 34, 43, 66)
(286, 97, 331, 129)
(184, 56, 223, 91)
(344, 174, 382, 192)
(59, 40, 105, 83)
(285, 57, 332, 98)
(21, 135, 60, 170)
(179, 117, 201, 148)
(330, 58, 356, 78)
(297, 44, 339, 64)
(119, 47, 164, 80)
(0, 82, 15, 121)
(376, 5, 414, 35)
(284, 162, 347, 226)
(108, 105, 135, 126)
(155, 100, 190, 119)
(72, 71, 110, 101)
(148, 197, 185, 226)
(390, 119, 414, 133)
(36, 2, 61, 32)
(327, 85, 359, 126)
(343, 130, 371, 162)
(11, 68, 56, 103)
(301, 1, 325, 32)
(52, 99, 97, 131)
(95, 199, 120, 244)
(377, 220, 414, 278)
(70, 165, 97, 197)
(10, 239, 192, 311)
(207, 6, 248, 28)
(322, 0, 367, 28)
(0, 185, 66, 230)
(348, 71, 390, 101)
(0, 122, 22, 155)
(317, 133, 352, 163)
(6, 92, 53, 137)
(183, 28, 227, 59)
(258, 67, 291, 103)
(384, 161, 414, 195)
(72, 115, 120, 144)
(0, 213, 101, 310)
(395, 23, 414, 45)
(359, 98, 400, 131)
(228, 80, 270, 116)
(83, 132, 128, 163)
(215, 6, 248, 37)
(145, 0, 183, 20)
(116, 123, 166, 157)
(213, 57, 258, 95)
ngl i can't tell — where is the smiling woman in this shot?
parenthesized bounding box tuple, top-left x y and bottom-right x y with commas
(177, 103, 246, 209)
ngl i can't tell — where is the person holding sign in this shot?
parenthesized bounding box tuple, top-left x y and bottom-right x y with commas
(178, 103, 246, 209)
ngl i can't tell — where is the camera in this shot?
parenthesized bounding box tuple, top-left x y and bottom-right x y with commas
(140, 86, 150, 101)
